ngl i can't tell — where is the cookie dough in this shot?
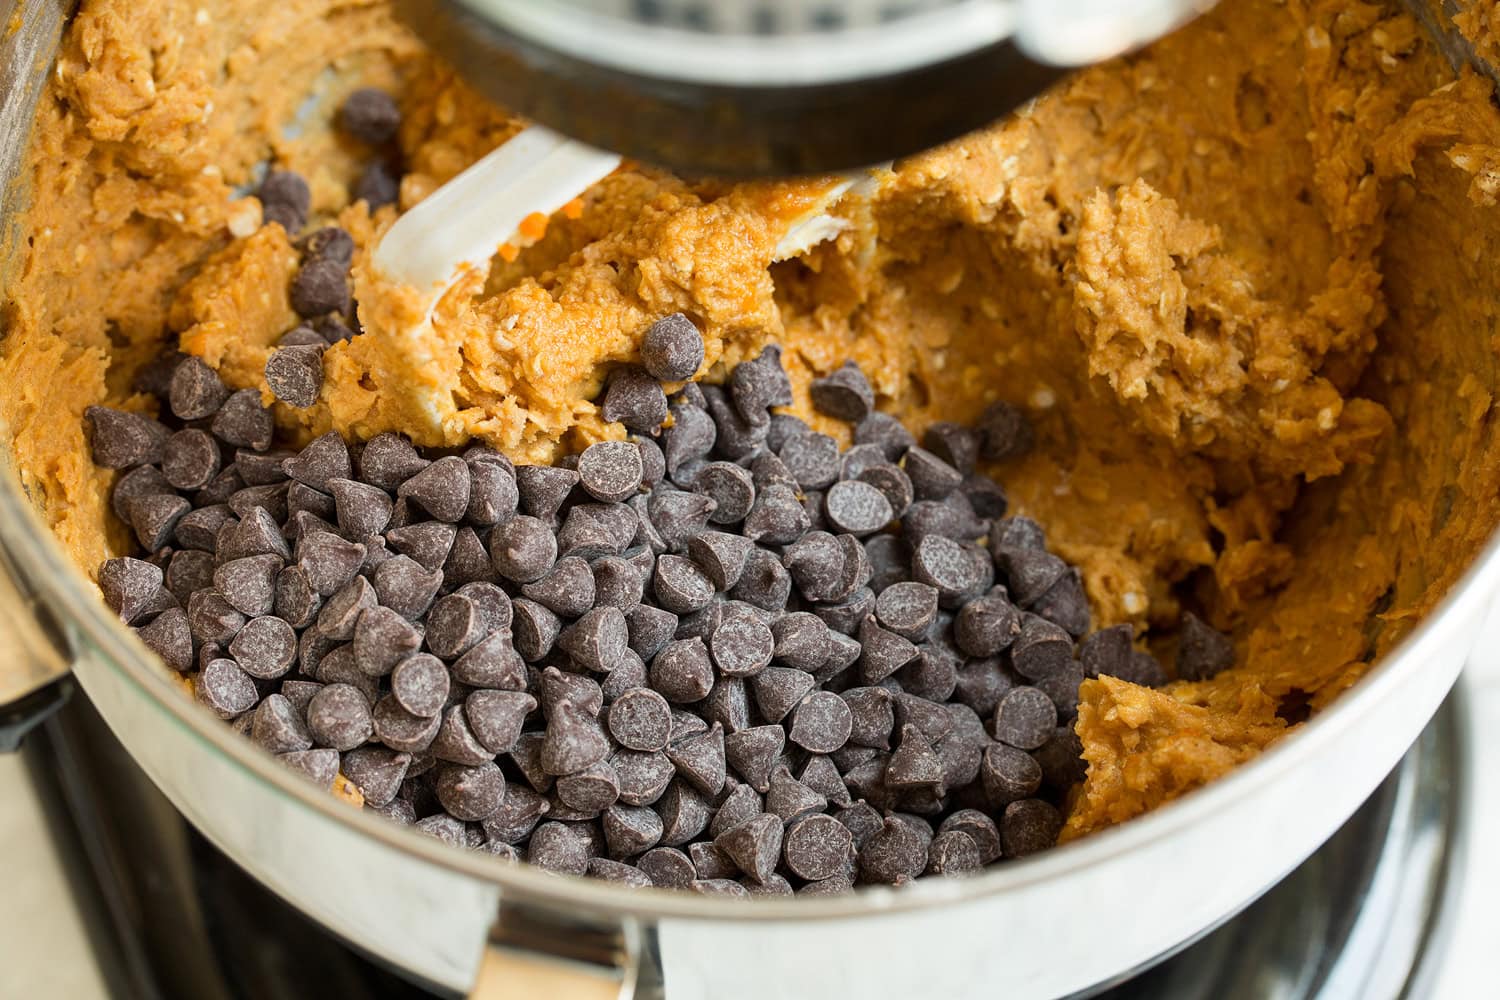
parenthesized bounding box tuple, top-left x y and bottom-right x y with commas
(5, 0, 1500, 837)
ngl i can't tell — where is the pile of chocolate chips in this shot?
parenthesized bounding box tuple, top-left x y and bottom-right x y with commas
(91, 303, 1239, 894)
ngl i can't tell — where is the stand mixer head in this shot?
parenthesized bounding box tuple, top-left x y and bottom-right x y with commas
(395, 0, 1216, 175)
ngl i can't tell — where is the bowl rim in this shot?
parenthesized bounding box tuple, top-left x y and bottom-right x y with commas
(3, 454, 1492, 925)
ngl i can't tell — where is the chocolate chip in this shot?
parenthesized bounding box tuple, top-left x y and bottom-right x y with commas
(854, 412, 915, 461)
(778, 432, 840, 490)
(779, 816, 854, 887)
(703, 388, 769, 459)
(791, 758, 846, 812)
(433, 762, 505, 822)
(489, 515, 557, 583)
(299, 225, 356, 267)
(1177, 612, 1235, 681)
(228, 614, 297, 678)
(627, 604, 679, 661)
(765, 764, 828, 823)
(296, 531, 366, 596)
(555, 605, 626, 672)
(742, 485, 809, 546)
(977, 401, 1033, 462)
(214, 554, 282, 617)
(814, 586, 875, 637)
(706, 616, 772, 677)
(372, 555, 443, 619)
(303, 681, 371, 750)
(121, 493, 188, 552)
(122, 591, 186, 666)
(372, 695, 442, 753)
(287, 482, 335, 523)
(397, 456, 470, 523)
(279, 748, 341, 789)
(951, 655, 1014, 716)
(265, 344, 324, 408)
(353, 159, 401, 210)
(1032, 568, 1090, 638)
(875, 581, 938, 641)
(902, 446, 963, 502)
(358, 434, 428, 490)
(653, 554, 716, 614)
(85, 406, 168, 469)
(729, 345, 792, 420)
(163, 359, 228, 425)
(637, 846, 695, 887)
(158, 429, 220, 491)
(662, 404, 716, 474)
(259, 169, 310, 231)
(992, 686, 1056, 750)
(809, 361, 875, 421)
(431, 702, 499, 765)
(341, 747, 411, 807)
(339, 87, 400, 144)
(640, 313, 703, 381)
(762, 610, 823, 669)
(715, 813, 783, 883)
(558, 502, 636, 559)
(482, 784, 551, 842)
(597, 803, 662, 859)
(529, 822, 592, 875)
(575, 440, 642, 503)
(315, 574, 377, 640)
(555, 758, 621, 816)
(249, 693, 312, 754)
(211, 390, 274, 451)
(858, 616, 919, 685)
(665, 721, 726, 797)
(516, 556, 592, 619)
(922, 829, 981, 876)
(1010, 615, 1073, 680)
(912, 535, 987, 608)
(858, 815, 927, 884)
(689, 878, 749, 897)
(656, 779, 713, 847)
(641, 637, 708, 703)
(886, 723, 946, 794)
(786, 690, 852, 754)
(842, 686, 895, 750)
(541, 699, 610, 775)
(703, 675, 751, 734)
(186, 589, 245, 645)
(684, 531, 751, 592)
(998, 547, 1067, 606)
(1001, 799, 1061, 857)
(823, 480, 894, 536)
(602, 367, 669, 433)
(719, 722, 787, 795)
(508, 598, 559, 663)
(290, 256, 351, 318)
(954, 592, 1022, 657)
(597, 687, 668, 752)
(694, 462, 756, 524)
(980, 743, 1042, 807)
(613, 749, 675, 807)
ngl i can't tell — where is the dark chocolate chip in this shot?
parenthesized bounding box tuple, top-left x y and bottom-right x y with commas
(640, 314, 704, 382)
(489, 515, 558, 583)
(715, 813, 783, 883)
(709, 617, 774, 677)
(787, 690, 852, 754)
(912, 535, 987, 608)
(211, 390, 274, 451)
(875, 581, 938, 641)
(824, 479, 894, 536)
(397, 456, 470, 523)
(809, 361, 875, 422)
(977, 401, 1033, 462)
(1177, 612, 1235, 681)
(578, 440, 644, 503)
(135, 607, 193, 672)
(290, 257, 351, 318)
(306, 682, 373, 750)
(854, 411, 915, 461)
(653, 554, 716, 614)
(765, 764, 828, 822)
(858, 616, 919, 685)
(992, 686, 1057, 750)
(85, 406, 169, 469)
(265, 345, 324, 408)
(372, 554, 444, 619)
(694, 462, 756, 524)
(954, 592, 1023, 657)
(1001, 799, 1061, 857)
(1010, 615, 1073, 681)
(742, 485, 809, 546)
(778, 431, 840, 490)
(339, 87, 400, 144)
(783, 813, 855, 881)
(523, 556, 596, 618)
(858, 815, 927, 884)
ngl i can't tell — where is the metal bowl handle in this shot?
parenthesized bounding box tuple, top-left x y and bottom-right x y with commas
(472, 946, 635, 1000)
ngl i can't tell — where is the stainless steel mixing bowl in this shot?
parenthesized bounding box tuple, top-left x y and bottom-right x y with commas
(1, 2, 1494, 997)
